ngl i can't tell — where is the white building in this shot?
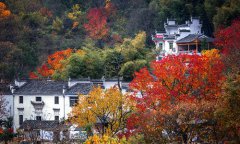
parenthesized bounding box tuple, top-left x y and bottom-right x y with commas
(152, 17, 214, 60)
(3, 78, 129, 131)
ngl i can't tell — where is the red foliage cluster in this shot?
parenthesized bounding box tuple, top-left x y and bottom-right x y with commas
(29, 72, 38, 79)
(215, 19, 240, 72)
(39, 7, 53, 18)
(215, 19, 240, 54)
(84, 8, 109, 40)
(37, 64, 53, 77)
(126, 53, 225, 139)
(0, 128, 3, 134)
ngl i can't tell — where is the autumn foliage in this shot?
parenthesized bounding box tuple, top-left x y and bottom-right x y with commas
(84, 8, 109, 40)
(70, 87, 133, 137)
(215, 19, 240, 73)
(29, 48, 73, 79)
(127, 50, 225, 143)
(0, 2, 11, 19)
(83, 1, 116, 40)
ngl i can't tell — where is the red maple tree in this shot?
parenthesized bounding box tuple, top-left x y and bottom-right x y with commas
(84, 8, 109, 40)
(215, 19, 240, 72)
(127, 51, 225, 143)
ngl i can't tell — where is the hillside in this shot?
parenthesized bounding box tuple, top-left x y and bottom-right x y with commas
(0, 0, 239, 82)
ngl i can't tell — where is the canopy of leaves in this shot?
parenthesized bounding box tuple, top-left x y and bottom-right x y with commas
(127, 50, 225, 143)
(30, 31, 152, 81)
(0, 0, 238, 82)
(0, 2, 11, 19)
(215, 19, 240, 73)
(215, 73, 240, 142)
(69, 87, 133, 136)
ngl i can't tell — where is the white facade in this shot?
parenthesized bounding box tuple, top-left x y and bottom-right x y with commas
(13, 94, 65, 129)
(152, 17, 213, 60)
(4, 79, 128, 131)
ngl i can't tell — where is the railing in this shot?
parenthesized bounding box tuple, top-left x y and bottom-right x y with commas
(178, 50, 201, 55)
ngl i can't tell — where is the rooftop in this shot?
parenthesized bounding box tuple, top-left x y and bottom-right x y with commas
(8, 79, 128, 95)
(14, 80, 66, 95)
(177, 34, 214, 43)
(19, 120, 64, 130)
(65, 83, 93, 95)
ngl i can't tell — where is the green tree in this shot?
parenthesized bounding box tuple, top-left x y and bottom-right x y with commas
(104, 49, 124, 78)
(215, 73, 240, 143)
(213, 0, 240, 29)
(0, 42, 23, 81)
(120, 60, 147, 81)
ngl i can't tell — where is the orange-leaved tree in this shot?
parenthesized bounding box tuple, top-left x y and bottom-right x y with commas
(29, 48, 73, 79)
(127, 50, 224, 143)
(0, 2, 11, 19)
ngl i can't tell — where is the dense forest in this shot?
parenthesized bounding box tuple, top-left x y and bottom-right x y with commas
(0, 0, 240, 82)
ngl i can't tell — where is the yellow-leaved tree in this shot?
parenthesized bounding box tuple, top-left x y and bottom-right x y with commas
(69, 86, 134, 136)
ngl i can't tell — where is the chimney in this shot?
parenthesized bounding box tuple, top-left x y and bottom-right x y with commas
(14, 79, 26, 87)
(68, 77, 71, 87)
(10, 84, 15, 94)
(63, 85, 66, 95)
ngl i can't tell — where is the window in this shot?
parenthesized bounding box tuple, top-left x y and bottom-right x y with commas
(19, 115, 23, 125)
(55, 96, 59, 104)
(169, 42, 173, 50)
(36, 116, 41, 121)
(55, 116, 59, 121)
(159, 43, 163, 50)
(36, 97, 42, 101)
(19, 96, 23, 104)
(70, 97, 78, 106)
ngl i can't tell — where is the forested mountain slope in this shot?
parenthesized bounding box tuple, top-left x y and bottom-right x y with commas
(0, 0, 239, 82)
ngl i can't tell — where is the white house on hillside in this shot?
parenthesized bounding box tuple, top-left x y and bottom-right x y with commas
(152, 17, 214, 60)
(3, 78, 129, 131)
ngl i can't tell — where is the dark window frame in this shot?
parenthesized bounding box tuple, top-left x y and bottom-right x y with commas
(19, 115, 23, 125)
(159, 43, 163, 49)
(169, 42, 173, 50)
(55, 96, 59, 104)
(55, 116, 59, 121)
(36, 116, 42, 121)
(70, 97, 78, 106)
(36, 97, 42, 102)
(19, 96, 23, 104)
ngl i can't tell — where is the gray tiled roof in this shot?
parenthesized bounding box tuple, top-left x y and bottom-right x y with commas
(14, 80, 66, 95)
(19, 120, 62, 130)
(177, 34, 214, 43)
(65, 83, 93, 95)
(164, 34, 176, 40)
(178, 24, 188, 27)
(165, 25, 178, 27)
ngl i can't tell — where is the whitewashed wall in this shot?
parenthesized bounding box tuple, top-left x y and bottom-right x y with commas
(13, 95, 64, 129)
(2, 95, 13, 119)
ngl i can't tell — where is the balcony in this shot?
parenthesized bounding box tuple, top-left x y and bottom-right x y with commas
(31, 101, 45, 109)
(178, 50, 201, 55)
